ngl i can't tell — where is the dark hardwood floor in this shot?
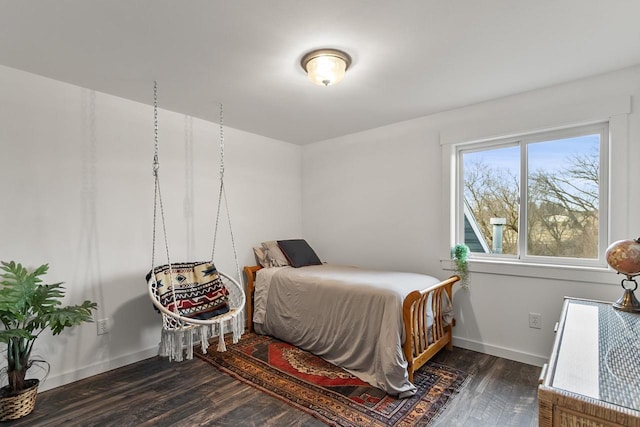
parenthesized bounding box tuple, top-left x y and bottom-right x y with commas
(6, 347, 540, 426)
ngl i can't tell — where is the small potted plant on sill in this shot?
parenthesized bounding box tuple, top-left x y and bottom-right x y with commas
(452, 244, 470, 290)
(0, 261, 98, 421)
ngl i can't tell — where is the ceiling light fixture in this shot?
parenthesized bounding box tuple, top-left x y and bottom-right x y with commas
(301, 48, 352, 87)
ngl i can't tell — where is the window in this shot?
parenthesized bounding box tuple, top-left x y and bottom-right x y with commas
(456, 123, 608, 266)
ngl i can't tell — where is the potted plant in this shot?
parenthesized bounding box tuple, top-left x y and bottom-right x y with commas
(0, 261, 97, 421)
(451, 244, 470, 289)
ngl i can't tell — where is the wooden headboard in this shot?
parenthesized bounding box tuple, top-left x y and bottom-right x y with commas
(243, 265, 263, 332)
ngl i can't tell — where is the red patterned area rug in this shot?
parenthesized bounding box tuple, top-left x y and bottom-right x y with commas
(195, 333, 469, 426)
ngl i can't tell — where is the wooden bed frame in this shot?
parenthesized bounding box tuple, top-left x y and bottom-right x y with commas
(243, 265, 459, 383)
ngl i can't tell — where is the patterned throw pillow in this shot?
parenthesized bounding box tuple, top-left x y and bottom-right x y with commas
(150, 261, 229, 320)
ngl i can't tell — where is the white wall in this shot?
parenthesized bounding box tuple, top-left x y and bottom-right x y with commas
(302, 65, 640, 366)
(2, 61, 637, 392)
(0, 65, 302, 391)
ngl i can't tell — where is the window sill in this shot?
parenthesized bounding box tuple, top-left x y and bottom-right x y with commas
(440, 258, 620, 286)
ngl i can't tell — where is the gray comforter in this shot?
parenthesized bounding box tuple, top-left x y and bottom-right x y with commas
(252, 264, 452, 397)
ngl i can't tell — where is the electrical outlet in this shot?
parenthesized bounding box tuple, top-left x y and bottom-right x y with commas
(96, 318, 110, 335)
(529, 313, 542, 329)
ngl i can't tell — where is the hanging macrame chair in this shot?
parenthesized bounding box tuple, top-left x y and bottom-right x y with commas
(147, 81, 245, 362)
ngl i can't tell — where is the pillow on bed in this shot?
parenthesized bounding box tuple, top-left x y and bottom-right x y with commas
(277, 239, 322, 268)
(253, 246, 269, 268)
(261, 240, 290, 267)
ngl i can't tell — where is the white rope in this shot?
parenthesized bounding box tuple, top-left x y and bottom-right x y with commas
(210, 103, 242, 284)
(223, 184, 242, 284)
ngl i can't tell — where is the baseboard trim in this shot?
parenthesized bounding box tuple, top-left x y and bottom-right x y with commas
(452, 336, 548, 367)
(39, 346, 160, 392)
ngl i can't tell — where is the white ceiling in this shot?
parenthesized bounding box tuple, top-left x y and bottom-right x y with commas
(1, 1, 639, 144)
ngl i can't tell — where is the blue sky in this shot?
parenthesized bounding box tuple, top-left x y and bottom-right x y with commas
(464, 134, 600, 176)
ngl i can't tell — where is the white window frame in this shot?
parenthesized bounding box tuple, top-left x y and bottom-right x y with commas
(454, 122, 610, 268)
(439, 94, 631, 284)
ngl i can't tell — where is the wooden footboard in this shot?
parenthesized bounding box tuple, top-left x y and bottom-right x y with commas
(402, 275, 459, 383)
(243, 265, 459, 384)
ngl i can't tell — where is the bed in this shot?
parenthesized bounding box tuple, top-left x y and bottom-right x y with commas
(243, 262, 459, 397)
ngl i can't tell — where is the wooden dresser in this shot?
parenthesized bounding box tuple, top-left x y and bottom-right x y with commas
(538, 297, 640, 426)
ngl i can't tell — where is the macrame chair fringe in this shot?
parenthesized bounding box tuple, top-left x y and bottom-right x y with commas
(200, 324, 210, 354)
(157, 309, 245, 362)
(150, 267, 245, 361)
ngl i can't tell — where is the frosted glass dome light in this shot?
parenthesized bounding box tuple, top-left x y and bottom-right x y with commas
(301, 49, 351, 87)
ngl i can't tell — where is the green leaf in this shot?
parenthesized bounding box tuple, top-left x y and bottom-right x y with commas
(0, 260, 98, 390)
(45, 301, 99, 335)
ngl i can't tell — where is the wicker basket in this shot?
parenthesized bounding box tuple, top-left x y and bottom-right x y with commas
(0, 379, 39, 421)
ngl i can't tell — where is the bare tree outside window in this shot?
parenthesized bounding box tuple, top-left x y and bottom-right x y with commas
(460, 129, 603, 261)
(527, 148, 599, 258)
(464, 156, 519, 255)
